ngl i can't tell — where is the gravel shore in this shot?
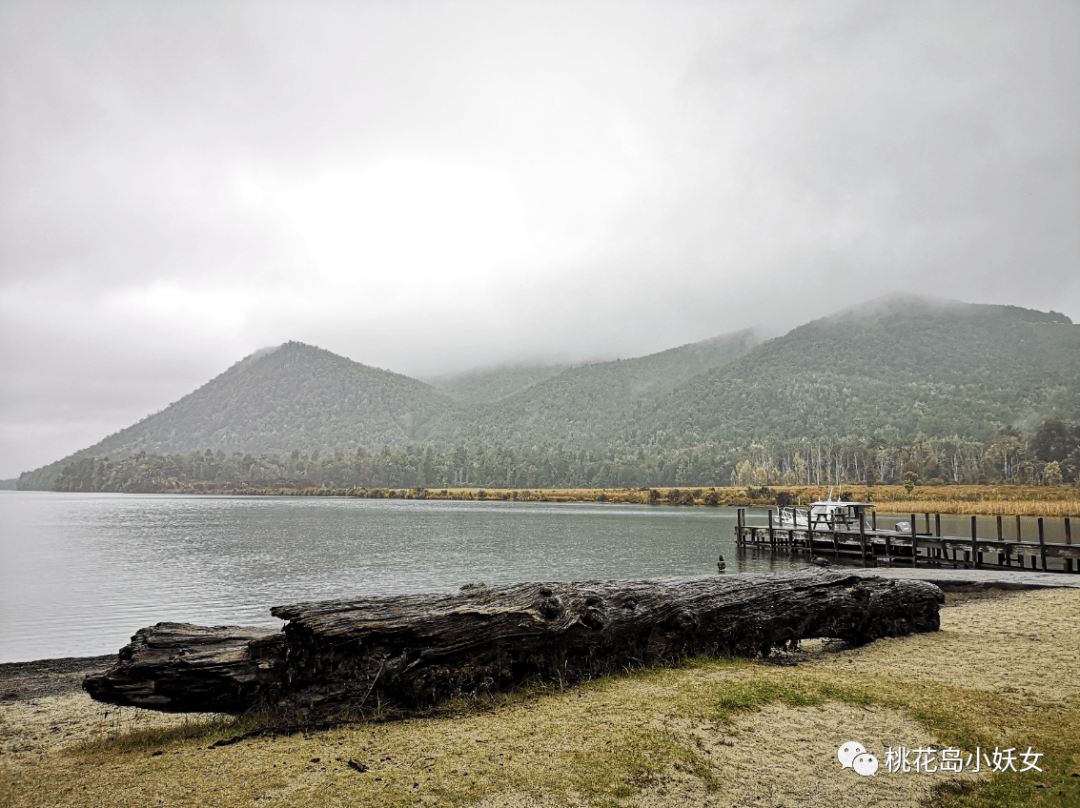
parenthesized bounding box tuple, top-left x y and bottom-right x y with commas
(0, 655, 115, 702)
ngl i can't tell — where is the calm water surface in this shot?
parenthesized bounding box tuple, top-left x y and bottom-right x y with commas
(0, 492, 801, 662)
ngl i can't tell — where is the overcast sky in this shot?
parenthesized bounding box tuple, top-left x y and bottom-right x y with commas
(1, 0, 1078, 478)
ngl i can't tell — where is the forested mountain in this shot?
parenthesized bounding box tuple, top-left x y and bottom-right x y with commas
(19, 296, 1080, 491)
(420, 329, 761, 447)
(18, 328, 757, 490)
(580, 296, 1080, 487)
(17, 342, 456, 489)
(618, 296, 1079, 451)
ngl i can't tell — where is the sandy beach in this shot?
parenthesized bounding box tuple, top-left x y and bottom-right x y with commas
(2, 585, 1078, 808)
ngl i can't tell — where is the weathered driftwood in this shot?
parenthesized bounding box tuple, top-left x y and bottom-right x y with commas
(83, 569, 942, 715)
(81, 623, 283, 712)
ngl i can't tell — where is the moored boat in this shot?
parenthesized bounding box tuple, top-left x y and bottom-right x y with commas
(776, 490, 875, 532)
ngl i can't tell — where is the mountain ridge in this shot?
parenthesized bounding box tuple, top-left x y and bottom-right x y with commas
(613, 297, 1079, 452)
(18, 295, 1080, 490)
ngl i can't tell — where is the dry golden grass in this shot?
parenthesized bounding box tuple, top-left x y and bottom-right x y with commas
(448, 484, 1080, 517)
(219, 483, 1080, 517)
(873, 499, 1080, 517)
(844, 486, 1080, 517)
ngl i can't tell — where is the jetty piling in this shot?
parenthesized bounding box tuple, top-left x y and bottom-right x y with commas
(912, 514, 919, 568)
(1066, 517, 1073, 573)
(1039, 518, 1047, 572)
(859, 512, 868, 567)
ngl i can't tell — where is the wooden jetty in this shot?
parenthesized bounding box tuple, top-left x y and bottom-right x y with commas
(735, 509, 1079, 574)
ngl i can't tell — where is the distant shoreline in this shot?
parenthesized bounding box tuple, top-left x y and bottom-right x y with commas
(12, 483, 1076, 517)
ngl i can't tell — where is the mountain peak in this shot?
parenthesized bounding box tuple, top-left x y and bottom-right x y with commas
(17, 341, 454, 489)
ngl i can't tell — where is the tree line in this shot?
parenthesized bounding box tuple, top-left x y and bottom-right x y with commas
(727, 418, 1078, 489)
(51, 418, 1080, 493)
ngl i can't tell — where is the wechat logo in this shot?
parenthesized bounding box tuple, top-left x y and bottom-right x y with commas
(838, 741, 879, 777)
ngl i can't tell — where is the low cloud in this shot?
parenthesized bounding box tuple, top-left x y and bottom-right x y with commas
(1, 0, 1077, 476)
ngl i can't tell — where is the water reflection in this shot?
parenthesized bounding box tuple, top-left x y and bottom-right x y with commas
(0, 493, 803, 662)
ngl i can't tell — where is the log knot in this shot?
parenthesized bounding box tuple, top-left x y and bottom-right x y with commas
(538, 591, 564, 619)
(578, 608, 606, 630)
(671, 610, 699, 632)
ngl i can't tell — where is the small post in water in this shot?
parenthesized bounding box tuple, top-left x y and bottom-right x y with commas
(910, 513, 918, 568)
(1015, 514, 1023, 568)
(859, 511, 869, 567)
(1065, 517, 1073, 574)
(970, 515, 979, 569)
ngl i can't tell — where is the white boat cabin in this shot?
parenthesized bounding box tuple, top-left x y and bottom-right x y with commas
(776, 494, 875, 531)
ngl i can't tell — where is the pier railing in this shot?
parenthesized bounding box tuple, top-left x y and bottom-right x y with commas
(734, 509, 1078, 573)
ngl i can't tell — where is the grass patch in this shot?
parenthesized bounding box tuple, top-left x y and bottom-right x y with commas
(72, 714, 234, 754)
(561, 724, 722, 808)
(930, 733, 1080, 808)
(810, 679, 879, 708)
(70, 709, 314, 757)
(678, 654, 753, 671)
(710, 677, 825, 721)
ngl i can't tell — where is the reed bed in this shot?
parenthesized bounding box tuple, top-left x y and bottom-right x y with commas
(872, 499, 1080, 517)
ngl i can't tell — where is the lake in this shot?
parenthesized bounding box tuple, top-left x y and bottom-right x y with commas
(0, 492, 801, 663)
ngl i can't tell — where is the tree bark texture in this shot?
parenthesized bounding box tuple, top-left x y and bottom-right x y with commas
(81, 623, 283, 712)
(83, 569, 942, 715)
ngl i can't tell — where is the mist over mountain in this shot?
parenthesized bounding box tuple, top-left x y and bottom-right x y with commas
(18, 296, 1080, 490)
(421, 329, 761, 448)
(428, 364, 572, 405)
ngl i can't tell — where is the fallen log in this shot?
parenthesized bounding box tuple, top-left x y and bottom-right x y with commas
(84, 569, 942, 715)
(81, 623, 283, 712)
